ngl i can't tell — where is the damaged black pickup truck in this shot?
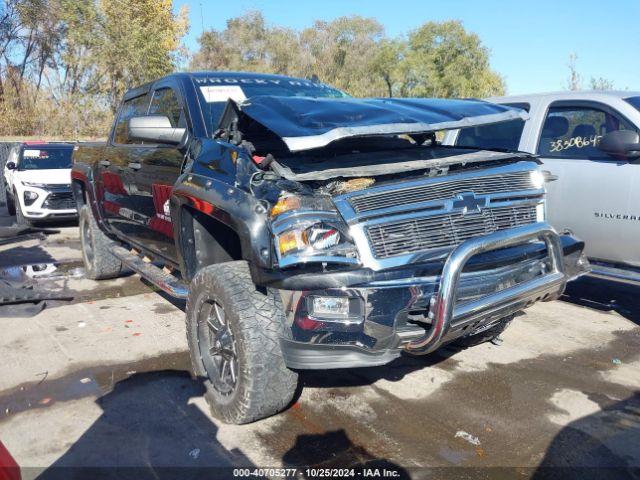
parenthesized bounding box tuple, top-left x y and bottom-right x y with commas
(71, 72, 588, 424)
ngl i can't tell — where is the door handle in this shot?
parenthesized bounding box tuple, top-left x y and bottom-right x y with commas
(99, 159, 111, 167)
(128, 162, 142, 171)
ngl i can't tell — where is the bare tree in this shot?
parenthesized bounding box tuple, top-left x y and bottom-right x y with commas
(566, 52, 582, 91)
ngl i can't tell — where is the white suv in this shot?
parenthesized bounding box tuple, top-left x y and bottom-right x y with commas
(4, 142, 77, 225)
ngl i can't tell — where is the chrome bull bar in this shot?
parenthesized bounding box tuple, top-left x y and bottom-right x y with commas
(405, 222, 566, 355)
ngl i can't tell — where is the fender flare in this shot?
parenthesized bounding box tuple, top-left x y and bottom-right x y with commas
(170, 173, 273, 278)
(71, 165, 103, 222)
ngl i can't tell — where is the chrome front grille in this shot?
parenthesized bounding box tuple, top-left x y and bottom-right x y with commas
(349, 171, 534, 214)
(366, 204, 537, 259)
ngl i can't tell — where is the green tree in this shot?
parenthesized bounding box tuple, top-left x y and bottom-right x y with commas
(0, 0, 189, 136)
(297, 16, 388, 96)
(96, 0, 189, 110)
(191, 11, 298, 75)
(397, 21, 504, 98)
(191, 14, 504, 99)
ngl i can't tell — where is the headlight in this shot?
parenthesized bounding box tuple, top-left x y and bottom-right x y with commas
(23, 190, 39, 206)
(270, 193, 335, 219)
(21, 181, 47, 188)
(278, 223, 345, 256)
(271, 193, 359, 267)
(530, 170, 545, 189)
(278, 225, 341, 256)
(276, 222, 359, 265)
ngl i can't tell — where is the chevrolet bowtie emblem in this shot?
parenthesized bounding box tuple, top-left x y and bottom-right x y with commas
(452, 192, 487, 215)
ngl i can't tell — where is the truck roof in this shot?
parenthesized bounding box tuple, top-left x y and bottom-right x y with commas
(123, 71, 330, 101)
(488, 90, 640, 104)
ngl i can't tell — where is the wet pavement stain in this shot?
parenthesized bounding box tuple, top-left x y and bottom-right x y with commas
(153, 302, 178, 314)
(0, 257, 172, 311)
(257, 329, 640, 474)
(0, 350, 191, 421)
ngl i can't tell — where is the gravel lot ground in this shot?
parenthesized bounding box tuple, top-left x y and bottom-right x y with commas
(0, 211, 638, 479)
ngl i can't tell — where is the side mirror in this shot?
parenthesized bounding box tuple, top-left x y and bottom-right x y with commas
(128, 115, 186, 145)
(597, 130, 640, 159)
(5, 161, 16, 170)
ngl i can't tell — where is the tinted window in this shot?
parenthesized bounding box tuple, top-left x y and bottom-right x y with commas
(149, 88, 186, 128)
(504, 102, 530, 112)
(19, 147, 73, 170)
(455, 119, 525, 152)
(624, 96, 640, 112)
(538, 105, 634, 159)
(195, 78, 348, 132)
(113, 95, 149, 144)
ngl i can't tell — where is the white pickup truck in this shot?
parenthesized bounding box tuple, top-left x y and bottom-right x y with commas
(3, 142, 77, 225)
(444, 91, 640, 285)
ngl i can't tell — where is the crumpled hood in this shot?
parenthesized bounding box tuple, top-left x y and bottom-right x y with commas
(235, 96, 528, 152)
(16, 168, 72, 185)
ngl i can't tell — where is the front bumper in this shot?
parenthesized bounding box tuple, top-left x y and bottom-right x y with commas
(273, 223, 588, 370)
(19, 186, 77, 220)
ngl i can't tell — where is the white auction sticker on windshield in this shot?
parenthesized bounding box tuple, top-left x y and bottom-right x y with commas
(23, 149, 41, 157)
(200, 85, 247, 103)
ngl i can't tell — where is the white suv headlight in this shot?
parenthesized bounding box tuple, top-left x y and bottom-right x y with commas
(21, 181, 47, 188)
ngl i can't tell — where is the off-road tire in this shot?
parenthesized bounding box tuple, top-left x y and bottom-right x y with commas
(79, 204, 123, 280)
(186, 261, 298, 424)
(453, 314, 514, 348)
(6, 190, 16, 216)
(14, 194, 31, 226)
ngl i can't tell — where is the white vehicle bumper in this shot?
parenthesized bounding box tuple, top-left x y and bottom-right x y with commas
(18, 185, 77, 220)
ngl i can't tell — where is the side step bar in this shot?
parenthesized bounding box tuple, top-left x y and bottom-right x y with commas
(108, 243, 189, 299)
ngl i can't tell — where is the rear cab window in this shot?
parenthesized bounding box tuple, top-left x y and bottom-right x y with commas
(455, 102, 529, 152)
(537, 103, 635, 159)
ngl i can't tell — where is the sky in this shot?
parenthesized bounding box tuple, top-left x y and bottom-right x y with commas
(173, 0, 640, 95)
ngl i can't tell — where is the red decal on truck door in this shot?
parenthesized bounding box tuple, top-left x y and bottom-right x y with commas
(148, 183, 174, 238)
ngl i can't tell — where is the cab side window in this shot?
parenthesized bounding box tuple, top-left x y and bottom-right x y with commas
(538, 105, 634, 159)
(149, 88, 186, 128)
(113, 95, 149, 144)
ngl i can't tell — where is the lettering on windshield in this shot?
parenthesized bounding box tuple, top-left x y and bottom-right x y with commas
(193, 76, 333, 89)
